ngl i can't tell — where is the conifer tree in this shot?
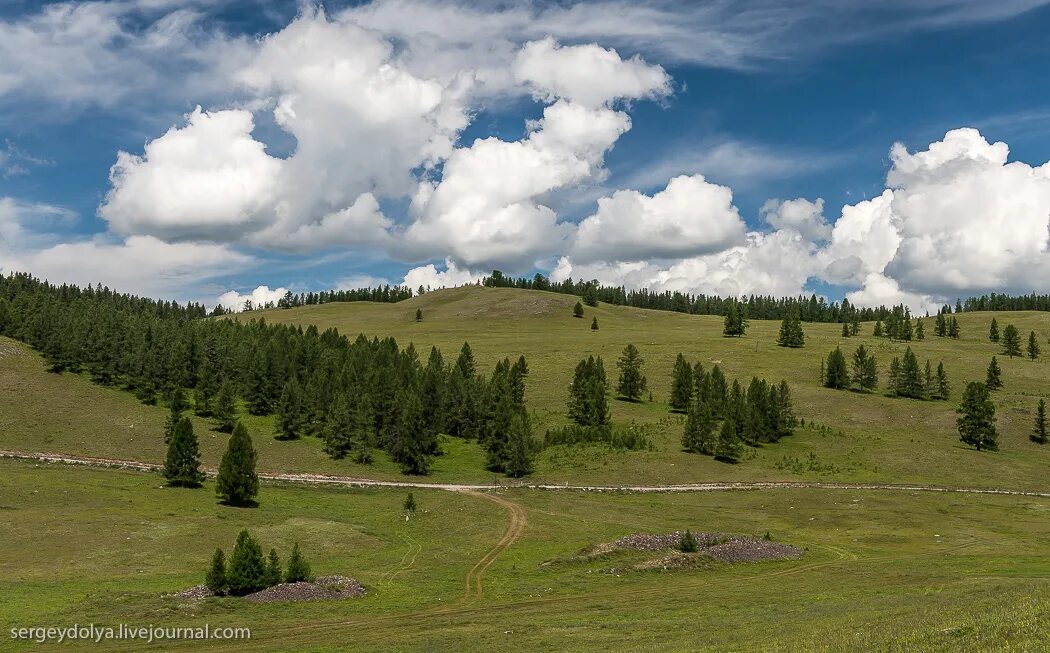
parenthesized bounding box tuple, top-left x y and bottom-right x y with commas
(948, 316, 960, 339)
(708, 365, 727, 418)
(895, 347, 925, 399)
(678, 529, 699, 553)
(851, 318, 861, 336)
(274, 377, 303, 440)
(888, 357, 901, 392)
(616, 344, 648, 402)
(873, 320, 884, 337)
(322, 393, 354, 459)
(824, 347, 849, 389)
(899, 315, 914, 341)
(915, 319, 925, 340)
(415, 308, 423, 322)
(391, 389, 431, 475)
(216, 422, 259, 506)
(989, 318, 1000, 342)
(213, 381, 238, 433)
(851, 345, 877, 391)
(722, 302, 747, 337)
(1028, 330, 1041, 360)
(163, 416, 205, 487)
(573, 302, 584, 318)
(205, 548, 227, 595)
(226, 530, 266, 595)
(568, 356, 610, 426)
(285, 543, 312, 583)
(669, 353, 694, 412)
(935, 362, 951, 400)
(776, 312, 805, 348)
(1001, 324, 1021, 357)
(504, 411, 535, 478)
(986, 356, 1003, 390)
(591, 316, 599, 331)
(164, 387, 190, 444)
(957, 382, 998, 451)
(583, 284, 599, 307)
(1032, 399, 1048, 445)
(714, 415, 744, 463)
(403, 492, 417, 513)
(934, 312, 946, 337)
(841, 322, 850, 338)
(682, 399, 716, 454)
(264, 549, 282, 587)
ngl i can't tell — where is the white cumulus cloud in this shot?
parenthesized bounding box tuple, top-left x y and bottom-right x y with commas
(572, 174, 746, 263)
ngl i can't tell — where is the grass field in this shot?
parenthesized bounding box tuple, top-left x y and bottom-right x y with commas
(4, 285, 1048, 489)
(2, 458, 1050, 652)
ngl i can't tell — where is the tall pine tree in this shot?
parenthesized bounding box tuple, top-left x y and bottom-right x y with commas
(957, 382, 998, 451)
(216, 422, 259, 506)
(163, 416, 204, 487)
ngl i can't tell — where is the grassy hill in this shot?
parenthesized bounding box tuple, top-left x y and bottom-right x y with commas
(247, 285, 1050, 488)
(2, 284, 1049, 488)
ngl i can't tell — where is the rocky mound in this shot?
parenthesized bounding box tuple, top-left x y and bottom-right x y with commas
(593, 531, 803, 565)
(243, 576, 365, 603)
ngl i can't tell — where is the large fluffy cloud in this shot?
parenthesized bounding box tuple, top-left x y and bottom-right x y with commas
(572, 174, 746, 263)
(99, 7, 469, 252)
(814, 128, 1050, 306)
(882, 128, 1050, 295)
(402, 42, 670, 271)
(100, 107, 282, 241)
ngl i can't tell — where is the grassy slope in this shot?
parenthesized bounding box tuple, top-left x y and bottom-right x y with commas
(2, 459, 1050, 652)
(2, 284, 1049, 487)
(250, 285, 1050, 488)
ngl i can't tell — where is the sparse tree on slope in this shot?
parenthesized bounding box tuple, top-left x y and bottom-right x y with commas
(1028, 331, 1041, 360)
(714, 414, 744, 463)
(216, 422, 259, 506)
(824, 347, 849, 389)
(986, 356, 1003, 390)
(851, 345, 878, 391)
(1032, 399, 1048, 445)
(989, 318, 1000, 342)
(682, 399, 716, 455)
(957, 382, 998, 451)
(669, 354, 694, 413)
(1002, 324, 1022, 357)
(163, 416, 205, 488)
(616, 344, 648, 402)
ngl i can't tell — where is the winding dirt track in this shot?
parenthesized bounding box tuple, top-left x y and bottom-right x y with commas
(5, 449, 1050, 498)
(5, 449, 1024, 652)
(459, 490, 528, 601)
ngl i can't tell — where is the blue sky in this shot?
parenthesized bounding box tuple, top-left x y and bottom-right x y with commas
(2, 0, 1050, 310)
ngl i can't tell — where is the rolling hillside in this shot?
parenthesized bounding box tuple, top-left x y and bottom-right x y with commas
(5, 284, 1046, 488)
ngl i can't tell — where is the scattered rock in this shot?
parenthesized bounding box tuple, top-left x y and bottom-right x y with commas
(591, 531, 803, 565)
(169, 585, 214, 600)
(243, 576, 365, 603)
